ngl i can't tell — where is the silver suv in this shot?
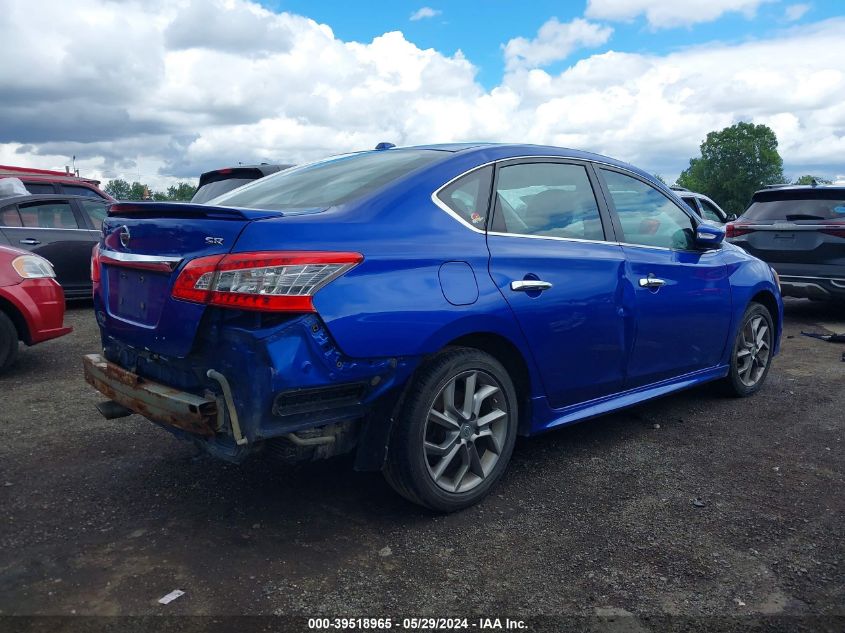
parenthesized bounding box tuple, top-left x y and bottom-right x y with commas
(671, 186, 735, 224)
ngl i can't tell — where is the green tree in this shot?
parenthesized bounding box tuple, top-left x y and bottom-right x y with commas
(652, 173, 667, 185)
(677, 122, 785, 215)
(166, 182, 197, 201)
(793, 175, 832, 185)
(104, 179, 197, 201)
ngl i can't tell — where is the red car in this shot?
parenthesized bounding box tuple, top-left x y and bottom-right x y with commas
(0, 244, 71, 373)
(0, 165, 113, 201)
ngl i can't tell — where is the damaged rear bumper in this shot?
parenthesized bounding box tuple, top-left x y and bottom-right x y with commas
(82, 353, 219, 437)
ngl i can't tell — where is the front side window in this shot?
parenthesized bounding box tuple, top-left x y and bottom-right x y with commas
(18, 201, 80, 229)
(24, 183, 56, 195)
(699, 199, 724, 223)
(681, 197, 700, 215)
(436, 166, 493, 228)
(210, 150, 445, 210)
(492, 162, 605, 241)
(601, 169, 695, 250)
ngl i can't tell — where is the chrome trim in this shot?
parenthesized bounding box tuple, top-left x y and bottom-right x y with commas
(511, 280, 553, 292)
(639, 277, 666, 288)
(487, 231, 616, 246)
(0, 225, 93, 232)
(99, 248, 183, 265)
(430, 154, 701, 255)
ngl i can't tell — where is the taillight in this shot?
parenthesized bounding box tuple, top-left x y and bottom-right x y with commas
(820, 227, 845, 238)
(725, 222, 755, 238)
(91, 244, 101, 283)
(172, 251, 362, 312)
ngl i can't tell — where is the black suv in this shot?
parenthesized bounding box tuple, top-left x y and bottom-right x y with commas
(727, 184, 845, 302)
(191, 164, 293, 204)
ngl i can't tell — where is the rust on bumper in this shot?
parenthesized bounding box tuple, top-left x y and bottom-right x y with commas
(83, 353, 218, 437)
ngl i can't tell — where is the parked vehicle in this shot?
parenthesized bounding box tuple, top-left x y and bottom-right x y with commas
(672, 186, 734, 224)
(0, 245, 72, 373)
(0, 194, 107, 298)
(0, 165, 113, 201)
(727, 184, 845, 303)
(83, 144, 783, 511)
(191, 164, 294, 204)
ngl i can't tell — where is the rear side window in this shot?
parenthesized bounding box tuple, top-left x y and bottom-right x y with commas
(601, 169, 695, 250)
(0, 206, 22, 227)
(18, 201, 80, 229)
(210, 150, 444, 210)
(436, 166, 493, 228)
(492, 162, 605, 240)
(744, 190, 845, 221)
(60, 185, 104, 199)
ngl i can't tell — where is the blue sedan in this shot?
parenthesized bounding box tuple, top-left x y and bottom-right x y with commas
(84, 143, 783, 511)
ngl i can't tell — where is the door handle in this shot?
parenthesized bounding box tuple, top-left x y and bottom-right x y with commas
(638, 276, 666, 289)
(510, 280, 553, 292)
(19, 238, 41, 246)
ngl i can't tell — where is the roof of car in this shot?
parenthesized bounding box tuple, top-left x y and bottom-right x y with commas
(754, 183, 845, 195)
(0, 193, 109, 205)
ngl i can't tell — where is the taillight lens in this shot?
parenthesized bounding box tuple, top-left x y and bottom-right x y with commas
(172, 251, 362, 312)
(725, 222, 755, 238)
(820, 227, 845, 238)
(91, 244, 101, 282)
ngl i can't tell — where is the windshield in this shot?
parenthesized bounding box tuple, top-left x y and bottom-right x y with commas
(209, 150, 445, 210)
(744, 189, 845, 221)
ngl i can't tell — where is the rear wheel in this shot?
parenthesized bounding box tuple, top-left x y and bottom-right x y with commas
(0, 311, 20, 375)
(384, 348, 518, 512)
(723, 302, 774, 397)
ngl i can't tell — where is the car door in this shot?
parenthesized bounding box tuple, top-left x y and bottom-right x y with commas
(597, 167, 732, 387)
(486, 159, 628, 410)
(0, 198, 94, 295)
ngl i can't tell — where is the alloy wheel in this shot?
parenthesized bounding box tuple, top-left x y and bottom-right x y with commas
(423, 370, 509, 493)
(736, 314, 771, 387)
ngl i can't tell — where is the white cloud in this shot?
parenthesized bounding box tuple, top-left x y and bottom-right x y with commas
(1, 1, 844, 188)
(586, 0, 773, 29)
(410, 7, 441, 21)
(784, 3, 811, 21)
(503, 18, 613, 71)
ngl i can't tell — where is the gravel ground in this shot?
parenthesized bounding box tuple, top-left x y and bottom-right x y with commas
(0, 299, 842, 629)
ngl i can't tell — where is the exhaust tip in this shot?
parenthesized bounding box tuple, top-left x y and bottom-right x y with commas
(96, 400, 134, 420)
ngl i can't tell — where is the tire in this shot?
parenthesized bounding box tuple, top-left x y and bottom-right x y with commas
(723, 302, 774, 397)
(384, 347, 519, 512)
(0, 310, 20, 375)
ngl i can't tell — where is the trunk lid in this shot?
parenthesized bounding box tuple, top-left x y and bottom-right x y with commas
(98, 202, 284, 357)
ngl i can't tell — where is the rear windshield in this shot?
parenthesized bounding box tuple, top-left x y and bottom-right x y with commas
(744, 189, 845, 221)
(192, 178, 256, 204)
(209, 150, 444, 210)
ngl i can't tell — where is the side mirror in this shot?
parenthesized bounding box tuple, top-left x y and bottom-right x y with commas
(694, 223, 725, 249)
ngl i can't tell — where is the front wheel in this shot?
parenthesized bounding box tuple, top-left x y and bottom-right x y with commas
(384, 348, 519, 512)
(723, 302, 774, 397)
(0, 311, 19, 375)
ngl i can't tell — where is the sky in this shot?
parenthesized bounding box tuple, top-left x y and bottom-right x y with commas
(1, 0, 844, 189)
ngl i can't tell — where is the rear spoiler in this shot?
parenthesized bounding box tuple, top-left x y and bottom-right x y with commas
(108, 201, 284, 220)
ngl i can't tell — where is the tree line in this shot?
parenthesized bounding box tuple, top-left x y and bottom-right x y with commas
(674, 121, 832, 215)
(104, 179, 196, 201)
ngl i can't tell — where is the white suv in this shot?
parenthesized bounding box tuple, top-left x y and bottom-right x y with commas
(671, 187, 735, 224)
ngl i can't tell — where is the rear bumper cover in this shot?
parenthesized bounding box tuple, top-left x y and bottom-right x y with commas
(778, 275, 845, 300)
(83, 353, 219, 437)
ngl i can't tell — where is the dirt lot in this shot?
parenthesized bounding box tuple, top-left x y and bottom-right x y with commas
(0, 299, 843, 629)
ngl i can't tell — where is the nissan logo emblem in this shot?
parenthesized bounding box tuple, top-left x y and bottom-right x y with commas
(118, 225, 131, 248)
